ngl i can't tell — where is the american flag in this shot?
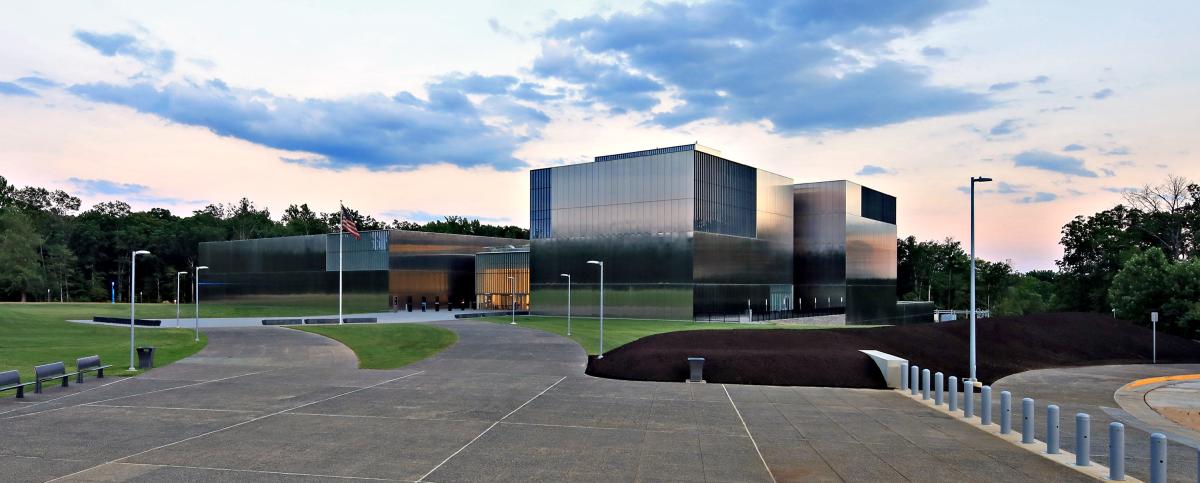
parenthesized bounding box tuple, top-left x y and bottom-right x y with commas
(340, 207, 361, 240)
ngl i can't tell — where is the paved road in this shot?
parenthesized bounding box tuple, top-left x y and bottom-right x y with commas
(70, 309, 511, 329)
(993, 364, 1200, 483)
(1, 321, 1090, 482)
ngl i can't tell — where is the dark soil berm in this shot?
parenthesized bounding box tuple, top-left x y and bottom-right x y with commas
(585, 312, 1200, 388)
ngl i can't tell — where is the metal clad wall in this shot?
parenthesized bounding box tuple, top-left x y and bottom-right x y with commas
(793, 181, 848, 314)
(198, 233, 388, 313)
(846, 183, 899, 324)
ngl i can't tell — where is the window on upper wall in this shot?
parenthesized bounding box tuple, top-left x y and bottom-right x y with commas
(693, 152, 756, 237)
(530, 168, 552, 239)
(860, 186, 897, 225)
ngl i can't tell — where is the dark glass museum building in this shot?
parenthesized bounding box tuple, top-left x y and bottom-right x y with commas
(198, 230, 527, 313)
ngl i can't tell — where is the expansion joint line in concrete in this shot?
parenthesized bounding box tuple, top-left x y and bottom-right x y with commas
(0, 376, 132, 416)
(43, 370, 425, 483)
(109, 462, 413, 482)
(416, 375, 567, 483)
(1, 370, 269, 420)
(722, 384, 777, 483)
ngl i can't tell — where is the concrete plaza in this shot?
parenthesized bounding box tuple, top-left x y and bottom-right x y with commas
(2, 320, 1097, 482)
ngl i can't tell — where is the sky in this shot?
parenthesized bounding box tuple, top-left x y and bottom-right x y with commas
(0, 0, 1197, 271)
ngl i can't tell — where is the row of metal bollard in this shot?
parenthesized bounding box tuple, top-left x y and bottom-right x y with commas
(900, 362, 1190, 482)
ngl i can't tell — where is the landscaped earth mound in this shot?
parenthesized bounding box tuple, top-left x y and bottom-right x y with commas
(586, 312, 1200, 388)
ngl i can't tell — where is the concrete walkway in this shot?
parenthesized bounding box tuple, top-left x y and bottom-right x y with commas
(994, 364, 1200, 482)
(1, 321, 1091, 482)
(70, 309, 511, 329)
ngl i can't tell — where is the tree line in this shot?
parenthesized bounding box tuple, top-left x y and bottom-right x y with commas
(899, 175, 1199, 336)
(0, 175, 527, 304)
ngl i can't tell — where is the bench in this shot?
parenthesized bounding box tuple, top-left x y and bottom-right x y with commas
(34, 361, 78, 394)
(1, 370, 35, 399)
(75, 355, 112, 383)
(859, 350, 908, 389)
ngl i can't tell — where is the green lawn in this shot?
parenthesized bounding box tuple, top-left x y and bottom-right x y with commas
(0, 303, 207, 388)
(481, 316, 868, 355)
(0, 298, 382, 321)
(292, 324, 458, 369)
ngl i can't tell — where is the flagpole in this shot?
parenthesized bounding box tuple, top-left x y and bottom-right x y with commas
(339, 201, 344, 325)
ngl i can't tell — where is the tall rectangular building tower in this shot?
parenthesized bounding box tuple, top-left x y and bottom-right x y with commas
(529, 144, 794, 320)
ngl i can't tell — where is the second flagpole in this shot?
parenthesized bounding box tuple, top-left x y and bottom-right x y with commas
(338, 201, 343, 325)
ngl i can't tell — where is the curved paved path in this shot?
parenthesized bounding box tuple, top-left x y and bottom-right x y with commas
(1, 321, 1091, 482)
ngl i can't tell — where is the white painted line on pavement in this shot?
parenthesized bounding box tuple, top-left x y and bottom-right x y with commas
(416, 375, 566, 482)
(724, 384, 778, 483)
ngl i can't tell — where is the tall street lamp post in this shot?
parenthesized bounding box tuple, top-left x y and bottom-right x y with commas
(129, 250, 151, 371)
(560, 273, 572, 336)
(969, 176, 992, 383)
(587, 260, 604, 359)
(175, 271, 188, 328)
(508, 276, 516, 325)
(194, 266, 209, 342)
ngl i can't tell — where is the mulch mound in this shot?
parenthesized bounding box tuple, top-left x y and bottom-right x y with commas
(585, 312, 1200, 388)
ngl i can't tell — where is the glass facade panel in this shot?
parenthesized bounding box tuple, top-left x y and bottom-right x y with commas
(475, 249, 530, 310)
(694, 152, 756, 237)
(530, 168, 552, 239)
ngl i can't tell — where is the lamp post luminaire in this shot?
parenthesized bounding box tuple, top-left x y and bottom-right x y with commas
(175, 271, 188, 328)
(969, 176, 992, 383)
(194, 266, 209, 342)
(560, 273, 571, 336)
(129, 250, 151, 371)
(587, 260, 604, 359)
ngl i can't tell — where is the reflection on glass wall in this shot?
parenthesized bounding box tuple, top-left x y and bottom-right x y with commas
(793, 181, 899, 324)
(531, 144, 793, 320)
(388, 231, 526, 311)
(199, 230, 528, 313)
(199, 232, 389, 313)
(475, 249, 530, 310)
(530, 168, 551, 239)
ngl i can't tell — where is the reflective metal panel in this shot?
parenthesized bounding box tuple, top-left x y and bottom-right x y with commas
(388, 231, 526, 310)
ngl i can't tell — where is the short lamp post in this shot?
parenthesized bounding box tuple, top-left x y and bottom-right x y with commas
(175, 271, 188, 328)
(508, 276, 516, 325)
(969, 175, 992, 383)
(587, 260, 604, 359)
(560, 273, 572, 336)
(1151, 311, 1158, 363)
(129, 250, 151, 371)
(194, 266, 209, 342)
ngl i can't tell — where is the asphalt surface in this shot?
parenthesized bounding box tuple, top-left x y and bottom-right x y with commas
(1, 321, 1096, 482)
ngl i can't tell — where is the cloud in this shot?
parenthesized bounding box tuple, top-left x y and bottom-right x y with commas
(437, 73, 518, 95)
(534, 0, 989, 133)
(1102, 146, 1131, 156)
(1016, 192, 1057, 204)
(16, 76, 59, 88)
(995, 182, 1028, 194)
(1091, 88, 1114, 100)
(855, 165, 895, 176)
(487, 17, 526, 41)
(1062, 143, 1086, 152)
(0, 81, 38, 97)
(920, 46, 946, 58)
(988, 118, 1021, 136)
(67, 177, 149, 195)
(988, 82, 1019, 92)
(69, 77, 540, 171)
(1028, 75, 1050, 84)
(73, 30, 175, 72)
(1101, 186, 1137, 193)
(511, 82, 562, 102)
(1100, 168, 1116, 177)
(1013, 150, 1097, 177)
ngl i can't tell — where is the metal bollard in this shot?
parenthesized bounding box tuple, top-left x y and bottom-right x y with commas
(1149, 433, 1166, 483)
(1075, 413, 1090, 466)
(963, 379, 974, 419)
(922, 369, 931, 400)
(1047, 404, 1060, 454)
(900, 362, 909, 391)
(981, 386, 992, 425)
(1000, 391, 1012, 434)
(911, 365, 919, 396)
(1022, 398, 1035, 444)
(1108, 422, 1124, 480)
(934, 372, 944, 405)
(948, 376, 958, 412)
